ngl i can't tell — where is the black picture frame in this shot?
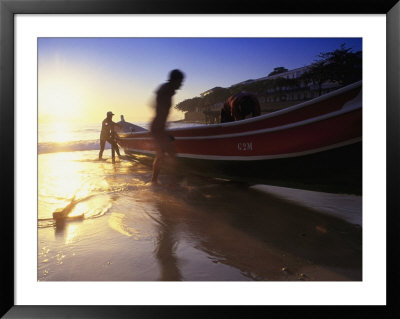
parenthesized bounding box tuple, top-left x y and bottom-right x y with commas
(1, 0, 399, 318)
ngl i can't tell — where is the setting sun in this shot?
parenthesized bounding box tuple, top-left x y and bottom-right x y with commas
(40, 80, 84, 122)
(43, 122, 74, 143)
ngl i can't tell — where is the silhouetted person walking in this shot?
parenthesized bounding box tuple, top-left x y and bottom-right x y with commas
(99, 111, 121, 163)
(150, 69, 185, 184)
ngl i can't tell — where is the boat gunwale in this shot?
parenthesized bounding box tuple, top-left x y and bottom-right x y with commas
(118, 103, 362, 141)
(118, 80, 362, 138)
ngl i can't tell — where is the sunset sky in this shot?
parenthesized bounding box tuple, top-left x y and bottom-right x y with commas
(38, 37, 362, 125)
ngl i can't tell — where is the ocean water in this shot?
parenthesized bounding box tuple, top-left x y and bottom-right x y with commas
(38, 121, 362, 281)
(38, 121, 192, 154)
(37, 121, 202, 222)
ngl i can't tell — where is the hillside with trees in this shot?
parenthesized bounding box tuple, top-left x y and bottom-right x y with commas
(301, 44, 362, 96)
(175, 44, 362, 121)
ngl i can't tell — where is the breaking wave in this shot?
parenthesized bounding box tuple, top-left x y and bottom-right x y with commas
(38, 139, 106, 154)
(38, 122, 202, 154)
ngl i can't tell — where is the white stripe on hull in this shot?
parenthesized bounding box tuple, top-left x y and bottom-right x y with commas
(123, 137, 361, 161)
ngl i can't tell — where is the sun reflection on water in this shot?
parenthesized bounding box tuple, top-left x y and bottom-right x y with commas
(39, 122, 76, 144)
(109, 212, 140, 239)
(39, 152, 88, 203)
(65, 224, 79, 244)
(38, 149, 116, 221)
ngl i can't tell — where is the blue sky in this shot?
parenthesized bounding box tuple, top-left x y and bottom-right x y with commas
(38, 38, 362, 123)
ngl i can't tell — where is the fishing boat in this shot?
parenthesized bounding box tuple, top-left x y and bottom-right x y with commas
(116, 81, 362, 194)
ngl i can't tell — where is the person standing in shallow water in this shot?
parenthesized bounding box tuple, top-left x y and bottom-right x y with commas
(150, 69, 185, 184)
(99, 111, 121, 163)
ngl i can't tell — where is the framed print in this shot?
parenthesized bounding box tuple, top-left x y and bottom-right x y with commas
(1, 0, 399, 318)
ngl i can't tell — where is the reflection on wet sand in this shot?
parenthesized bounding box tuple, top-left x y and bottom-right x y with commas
(39, 153, 361, 281)
(54, 219, 79, 242)
(153, 205, 182, 281)
(150, 177, 361, 281)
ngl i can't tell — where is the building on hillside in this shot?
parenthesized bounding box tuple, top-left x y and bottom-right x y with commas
(184, 64, 341, 123)
(255, 66, 339, 103)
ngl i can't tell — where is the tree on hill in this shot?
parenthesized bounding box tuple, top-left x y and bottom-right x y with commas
(205, 87, 231, 105)
(319, 44, 362, 86)
(301, 60, 330, 96)
(175, 87, 231, 112)
(301, 44, 362, 95)
(174, 96, 203, 112)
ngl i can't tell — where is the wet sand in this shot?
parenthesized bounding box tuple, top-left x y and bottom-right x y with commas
(38, 153, 362, 281)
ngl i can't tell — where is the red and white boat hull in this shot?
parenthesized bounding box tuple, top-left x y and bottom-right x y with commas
(117, 81, 362, 193)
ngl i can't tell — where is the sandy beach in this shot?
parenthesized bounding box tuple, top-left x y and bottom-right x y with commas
(38, 149, 362, 281)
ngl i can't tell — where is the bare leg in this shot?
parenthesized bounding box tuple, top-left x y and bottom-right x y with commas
(151, 152, 164, 184)
(111, 139, 121, 157)
(112, 148, 116, 163)
(99, 139, 106, 159)
(115, 143, 121, 157)
(151, 133, 175, 184)
(107, 138, 116, 163)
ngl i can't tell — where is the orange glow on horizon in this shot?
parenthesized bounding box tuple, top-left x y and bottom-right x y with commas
(39, 71, 184, 126)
